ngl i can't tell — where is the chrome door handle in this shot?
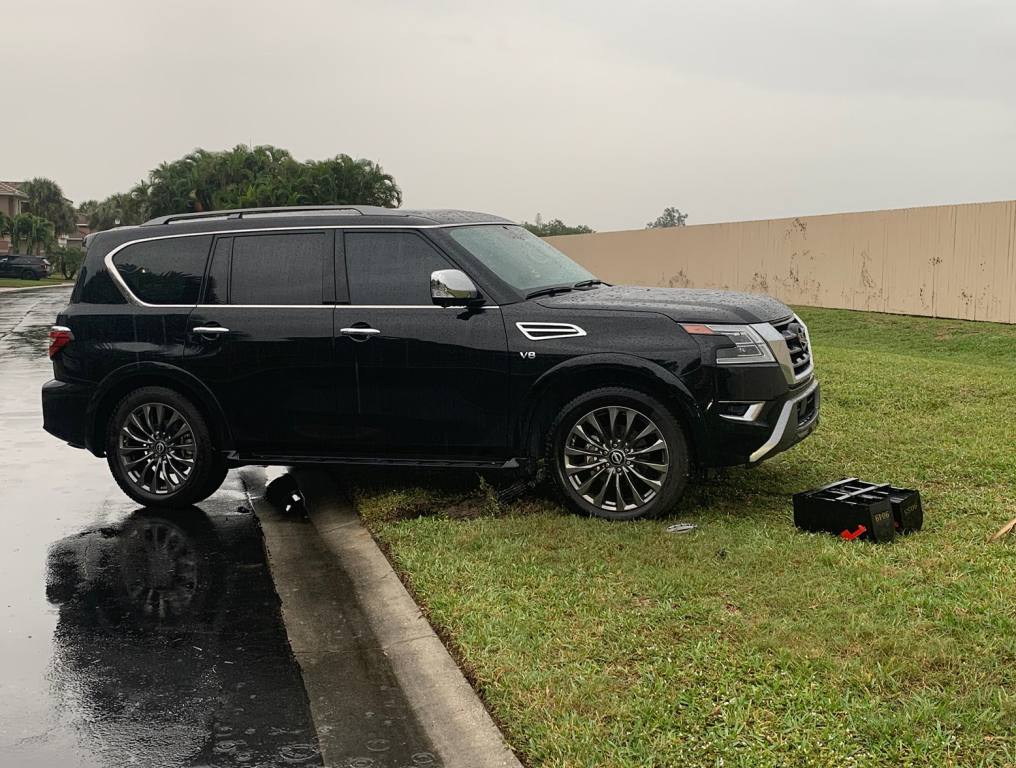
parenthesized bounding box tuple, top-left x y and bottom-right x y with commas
(192, 326, 230, 336)
(340, 327, 380, 336)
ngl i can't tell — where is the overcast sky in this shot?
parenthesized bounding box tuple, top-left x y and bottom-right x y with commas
(5, 0, 1016, 231)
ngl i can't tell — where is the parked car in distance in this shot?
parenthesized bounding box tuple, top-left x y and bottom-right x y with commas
(41, 206, 819, 520)
(0, 254, 51, 280)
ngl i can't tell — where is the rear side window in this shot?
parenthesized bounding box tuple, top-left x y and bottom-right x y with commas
(229, 232, 327, 305)
(112, 236, 213, 305)
(344, 232, 452, 305)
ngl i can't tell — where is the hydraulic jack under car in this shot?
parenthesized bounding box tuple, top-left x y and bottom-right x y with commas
(793, 478, 924, 543)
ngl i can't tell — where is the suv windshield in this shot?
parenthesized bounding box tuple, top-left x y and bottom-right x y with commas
(448, 224, 596, 294)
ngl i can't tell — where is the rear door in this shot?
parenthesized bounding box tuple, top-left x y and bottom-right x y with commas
(338, 230, 510, 459)
(183, 230, 352, 456)
(111, 235, 211, 372)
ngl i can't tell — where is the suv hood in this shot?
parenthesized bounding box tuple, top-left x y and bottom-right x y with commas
(536, 286, 793, 325)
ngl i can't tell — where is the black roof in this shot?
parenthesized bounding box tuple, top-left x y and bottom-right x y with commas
(141, 205, 512, 228)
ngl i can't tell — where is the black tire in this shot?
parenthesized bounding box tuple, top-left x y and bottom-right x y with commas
(196, 457, 229, 500)
(21, 269, 35, 281)
(105, 386, 224, 508)
(547, 387, 690, 521)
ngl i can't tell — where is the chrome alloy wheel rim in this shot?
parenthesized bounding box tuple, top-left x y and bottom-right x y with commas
(563, 406, 670, 513)
(118, 403, 196, 495)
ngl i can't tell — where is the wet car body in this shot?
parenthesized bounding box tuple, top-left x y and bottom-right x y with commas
(40, 205, 819, 518)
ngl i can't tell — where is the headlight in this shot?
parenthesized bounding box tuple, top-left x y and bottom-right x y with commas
(680, 323, 776, 365)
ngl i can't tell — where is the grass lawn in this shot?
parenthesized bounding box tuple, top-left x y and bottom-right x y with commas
(0, 276, 73, 289)
(350, 307, 1016, 768)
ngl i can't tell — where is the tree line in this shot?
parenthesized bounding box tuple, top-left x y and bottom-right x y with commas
(2, 145, 403, 277)
(3, 142, 687, 280)
(77, 145, 403, 230)
(522, 206, 689, 236)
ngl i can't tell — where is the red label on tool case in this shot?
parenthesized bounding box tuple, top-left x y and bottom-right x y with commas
(840, 525, 867, 541)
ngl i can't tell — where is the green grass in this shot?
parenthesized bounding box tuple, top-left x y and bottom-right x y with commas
(0, 276, 72, 289)
(350, 307, 1016, 768)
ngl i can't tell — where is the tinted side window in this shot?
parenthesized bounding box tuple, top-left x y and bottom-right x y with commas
(344, 232, 452, 305)
(230, 233, 327, 305)
(112, 236, 212, 305)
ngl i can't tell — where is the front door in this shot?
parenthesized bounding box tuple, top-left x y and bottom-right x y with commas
(338, 230, 510, 459)
(183, 230, 355, 456)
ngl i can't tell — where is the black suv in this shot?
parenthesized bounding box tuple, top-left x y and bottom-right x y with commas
(0, 254, 51, 280)
(42, 206, 819, 520)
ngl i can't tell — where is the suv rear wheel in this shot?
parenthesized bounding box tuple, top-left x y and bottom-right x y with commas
(20, 269, 35, 280)
(548, 387, 690, 520)
(106, 386, 225, 508)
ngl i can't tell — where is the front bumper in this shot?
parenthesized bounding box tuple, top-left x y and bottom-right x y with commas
(42, 379, 94, 449)
(748, 377, 820, 463)
(697, 371, 820, 467)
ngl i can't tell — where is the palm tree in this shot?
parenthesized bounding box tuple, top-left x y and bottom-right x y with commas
(10, 214, 34, 254)
(34, 217, 55, 255)
(15, 215, 55, 255)
(20, 178, 76, 235)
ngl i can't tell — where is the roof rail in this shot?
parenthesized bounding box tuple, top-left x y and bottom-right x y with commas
(143, 205, 395, 226)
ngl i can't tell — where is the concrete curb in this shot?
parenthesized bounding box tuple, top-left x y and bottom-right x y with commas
(294, 469, 523, 768)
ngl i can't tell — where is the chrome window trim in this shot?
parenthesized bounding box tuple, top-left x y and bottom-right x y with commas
(102, 223, 507, 308)
(749, 378, 820, 463)
(95, 303, 501, 310)
(192, 304, 500, 310)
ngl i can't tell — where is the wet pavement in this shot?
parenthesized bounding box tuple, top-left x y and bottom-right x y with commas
(0, 288, 442, 767)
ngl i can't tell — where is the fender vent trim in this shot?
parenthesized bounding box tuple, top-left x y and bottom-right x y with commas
(515, 322, 587, 341)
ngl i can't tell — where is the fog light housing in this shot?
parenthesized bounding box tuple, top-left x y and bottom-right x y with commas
(715, 401, 765, 422)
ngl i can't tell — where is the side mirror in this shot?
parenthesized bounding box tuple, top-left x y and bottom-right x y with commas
(431, 269, 483, 307)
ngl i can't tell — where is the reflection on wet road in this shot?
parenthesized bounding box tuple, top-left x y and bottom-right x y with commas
(45, 501, 322, 767)
(0, 288, 320, 767)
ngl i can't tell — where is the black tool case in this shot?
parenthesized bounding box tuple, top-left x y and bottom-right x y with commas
(793, 478, 923, 542)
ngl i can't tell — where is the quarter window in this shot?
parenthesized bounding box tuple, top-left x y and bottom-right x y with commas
(229, 232, 327, 305)
(112, 236, 212, 305)
(344, 232, 452, 305)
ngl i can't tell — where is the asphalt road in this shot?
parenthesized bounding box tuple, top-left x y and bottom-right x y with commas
(0, 287, 442, 767)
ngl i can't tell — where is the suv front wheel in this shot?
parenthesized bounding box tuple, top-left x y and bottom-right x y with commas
(549, 387, 690, 521)
(106, 386, 226, 508)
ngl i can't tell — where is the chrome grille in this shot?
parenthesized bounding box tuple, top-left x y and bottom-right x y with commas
(774, 317, 812, 379)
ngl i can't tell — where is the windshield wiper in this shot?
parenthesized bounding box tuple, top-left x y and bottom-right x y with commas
(573, 279, 609, 289)
(525, 285, 575, 300)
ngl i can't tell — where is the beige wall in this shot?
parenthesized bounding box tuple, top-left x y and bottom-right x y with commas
(547, 200, 1016, 324)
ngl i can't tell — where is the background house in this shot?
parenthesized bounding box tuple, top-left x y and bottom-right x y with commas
(58, 214, 90, 250)
(0, 181, 28, 253)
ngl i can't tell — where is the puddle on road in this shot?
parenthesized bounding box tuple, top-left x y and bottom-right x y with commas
(0, 289, 70, 359)
(44, 504, 323, 767)
(0, 325, 50, 359)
